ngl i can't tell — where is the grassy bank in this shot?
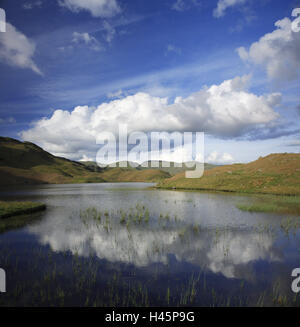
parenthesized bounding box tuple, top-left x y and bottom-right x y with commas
(157, 153, 300, 196)
(0, 201, 46, 219)
(236, 195, 300, 215)
(0, 201, 46, 233)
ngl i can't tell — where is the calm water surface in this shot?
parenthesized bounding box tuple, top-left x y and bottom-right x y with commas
(0, 183, 300, 306)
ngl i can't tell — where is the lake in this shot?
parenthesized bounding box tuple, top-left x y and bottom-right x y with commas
(0, 182, 300, 306)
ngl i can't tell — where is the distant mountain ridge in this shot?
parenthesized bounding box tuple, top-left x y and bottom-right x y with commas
(82, 160, 219, 175)
(3, 137, 298, 195)
(0, 137, 174, 185)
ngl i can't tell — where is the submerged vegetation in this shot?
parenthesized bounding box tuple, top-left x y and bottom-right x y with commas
(2, 248, 298, 307)
(1, 181, 300, 307)
(0, 181, 299, 307)
(1, 201, 300, 307)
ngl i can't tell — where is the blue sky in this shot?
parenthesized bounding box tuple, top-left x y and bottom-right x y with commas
(0, 0, 300, 163)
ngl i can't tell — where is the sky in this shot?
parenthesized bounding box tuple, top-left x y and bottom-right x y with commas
(0, 0, 300, 164)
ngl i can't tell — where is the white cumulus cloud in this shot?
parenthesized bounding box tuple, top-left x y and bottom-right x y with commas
(213, 0, 247, 18)
(206, 151, 234, 164)
(20, 75, 280, 160)
(58, 0, 121, 18)
(237, 17, 300, 81)
(79, 154, 94, 162)
(0, 22, 42, 75)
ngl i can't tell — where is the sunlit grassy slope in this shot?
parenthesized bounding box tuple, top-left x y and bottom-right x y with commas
(2, 137, 299, 194)
(100, 167, 171, 182)
(157, 153, 300, 195)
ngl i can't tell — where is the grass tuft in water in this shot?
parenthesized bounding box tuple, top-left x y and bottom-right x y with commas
(236, 195, 300, 214)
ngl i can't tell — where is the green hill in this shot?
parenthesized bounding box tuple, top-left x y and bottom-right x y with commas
(138, 160, 218, 175)
(100, 167, 171, 182)
(157, 153, 300, 195)
(0, 137, 171, 185)
(4, 137, 298, 194)
(0, 137, 106, 185)
(82, 160, 217, 182)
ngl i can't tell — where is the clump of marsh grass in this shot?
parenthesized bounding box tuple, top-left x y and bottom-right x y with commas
(236, 195, 300, 215)
(280, 217, 300, 236)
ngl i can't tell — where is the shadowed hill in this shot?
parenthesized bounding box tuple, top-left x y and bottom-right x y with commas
(0, 137, 171, 185)
(157, 153, 300, 195)
(0, 137, 106, 185)
(3, 137, 298, 193)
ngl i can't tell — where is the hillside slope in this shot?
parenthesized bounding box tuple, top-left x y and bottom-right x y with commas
(0, 137, 171, 185)
(157, 153, 300, 195)
(0, 137, 106, 185)
(100, 167, 171, 182)
(138, 161, 218, 175)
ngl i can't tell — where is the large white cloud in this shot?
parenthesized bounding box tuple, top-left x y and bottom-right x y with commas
(237, 17, 300, 81)
(20, 75, 280, 160)
(213, 0, 247, 18)
(0, 22, 42, 75)
(58, 0, 121, 18)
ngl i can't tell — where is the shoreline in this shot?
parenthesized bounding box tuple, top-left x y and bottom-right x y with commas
(155, 186, 300, 214)
(0, 201, 46, 219)
(155, 185, 300, 197)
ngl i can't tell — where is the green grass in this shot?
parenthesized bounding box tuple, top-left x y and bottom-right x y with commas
(0, 201, 46, 233)
(0, 201, 46, 219)
(236, 195, 300, 214)
(0, 137, 172, 185)
(236, 203, 278, 213)
(157, 153, 300, 196)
